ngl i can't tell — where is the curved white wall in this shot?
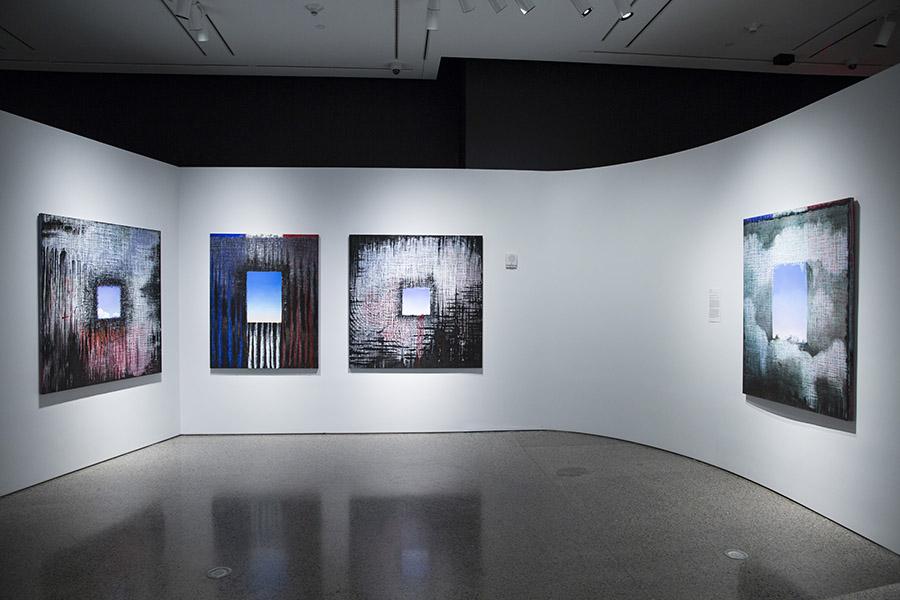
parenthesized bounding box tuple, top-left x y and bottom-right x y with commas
(178, 66, 900, 554)
(1, 65, 897, 555)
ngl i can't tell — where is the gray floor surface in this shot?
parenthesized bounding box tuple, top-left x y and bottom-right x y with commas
(1, 431, 898, 599)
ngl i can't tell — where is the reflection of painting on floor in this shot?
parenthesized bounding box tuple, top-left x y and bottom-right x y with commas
(38, 214, 161, 394)
(743, 198, 856, 420)
(210, 234, 318, 369)
(349, 235, 483, 369)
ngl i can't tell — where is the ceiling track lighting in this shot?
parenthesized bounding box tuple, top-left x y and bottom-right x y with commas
(488, 0, 507, 13)
(426, 0, 440, 30)
(188, 1, 209, 42)
(570, 0, 592, 17)
(612, 0, 633, 20)
(458, 0, 476, 13)
(174, 0, 191, 19)
(874, 15, 896, 48)
(514, 0, 535, 15)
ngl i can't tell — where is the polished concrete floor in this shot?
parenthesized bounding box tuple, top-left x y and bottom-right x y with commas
(1, 431, 899, 599)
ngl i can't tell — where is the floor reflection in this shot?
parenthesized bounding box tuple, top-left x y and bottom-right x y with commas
(349, 494, 482, 599)
(41, 504, 168, 599)
(211, 495, 322, 598)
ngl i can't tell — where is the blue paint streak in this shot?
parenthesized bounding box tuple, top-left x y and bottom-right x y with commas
(744, 213, 774, 223)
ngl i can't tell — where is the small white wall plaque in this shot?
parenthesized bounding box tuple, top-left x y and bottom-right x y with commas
(708, 288, 721, 323)
(505, 253, 518, 270)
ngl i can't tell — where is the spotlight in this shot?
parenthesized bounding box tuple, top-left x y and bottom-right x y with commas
(458, 0, 475, 12)
(426, 0, 440, 30)
(488, 0, 507, 13)
(874, 17, 895, 48)
(514, 0, 535, 15)
(612, 0, 632, 20)
(189, 1, 209, 42)
(570, 0, 592, 17)
(173, 0, 191, 19)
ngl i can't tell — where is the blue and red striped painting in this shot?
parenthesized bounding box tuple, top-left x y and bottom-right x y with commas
(210, 234, 318, 369)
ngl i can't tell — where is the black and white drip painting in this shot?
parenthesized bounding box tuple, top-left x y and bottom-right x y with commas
(743, 198, 856, 420)
(349, 235, 483, 369)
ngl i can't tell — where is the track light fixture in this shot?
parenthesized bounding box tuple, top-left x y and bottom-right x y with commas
(174, 0, 191, 19)
(874, 15, 896, 48)
(488, 0, 507, 13)
(426, 0, 440, 30)
(612, 0, 633, 20)
(570, 0, 592, 17)
(514, 0, 535, 15)
(458, 0, 476, 13)
(188, 1, 209, 42)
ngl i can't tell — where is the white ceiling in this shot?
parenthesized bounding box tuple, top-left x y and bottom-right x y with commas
(0, 0, 898, 78)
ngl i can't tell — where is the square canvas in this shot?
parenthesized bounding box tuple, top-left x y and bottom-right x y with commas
(210, 234, 318, 369)
(349, 235, 483, 369)
(38, 214, 162, 393)
(743, 198, 856, 420)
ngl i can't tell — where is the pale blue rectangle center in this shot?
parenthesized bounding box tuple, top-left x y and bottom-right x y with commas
(402, 287, 431, 316)
(97, 285, 121, 319)
(772, 263, 807, 343)
(247, 271, 283, 323)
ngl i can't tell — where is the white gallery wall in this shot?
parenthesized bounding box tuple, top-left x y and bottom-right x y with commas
(178, 65, 900, 553)
(0, 65, 897, 554)
(0, 112, 181, 496)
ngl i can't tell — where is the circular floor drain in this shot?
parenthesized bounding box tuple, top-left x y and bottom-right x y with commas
(725, 549, 749, 560)
(556, 467, 589, 477)
(206, 567, 232, 579)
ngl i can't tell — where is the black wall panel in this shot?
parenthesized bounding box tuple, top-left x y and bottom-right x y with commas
(0, 59, 857, 170)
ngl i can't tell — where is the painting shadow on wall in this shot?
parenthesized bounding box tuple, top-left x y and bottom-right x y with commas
(745, 394, 856, 434)
(39, 373, 162, 408)
(210, 368, 319, 376)
(349, 368, 483, 375)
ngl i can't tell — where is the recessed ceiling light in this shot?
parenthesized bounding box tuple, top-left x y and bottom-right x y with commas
(570, 0, 592, 17)
(305, 3, 324, 16)
(458, 0, 476, 13)
(612, 0, 632, 20)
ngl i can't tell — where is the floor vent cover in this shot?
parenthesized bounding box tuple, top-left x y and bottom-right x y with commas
(207, 567, 232, 579)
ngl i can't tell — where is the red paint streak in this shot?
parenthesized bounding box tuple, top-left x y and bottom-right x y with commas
(807, 198, 852, 211)
(80, 323, 128, 382)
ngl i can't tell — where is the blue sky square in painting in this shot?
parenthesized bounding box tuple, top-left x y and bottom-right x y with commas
(246, 271, 283, 323)
(402, 287, 431, 316)
(96, 285, 121, 319)
(772, 262, 808, 343)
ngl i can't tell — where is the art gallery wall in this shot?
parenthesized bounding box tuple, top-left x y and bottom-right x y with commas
(178, 65, 900, 554)
(0, 111, 181, 496)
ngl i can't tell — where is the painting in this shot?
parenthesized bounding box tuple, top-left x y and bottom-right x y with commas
(38, 213, 161, 394)
(210, 234, 318, 369)
(743, 198, 856, 420)
(349, 235, 483, 369)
